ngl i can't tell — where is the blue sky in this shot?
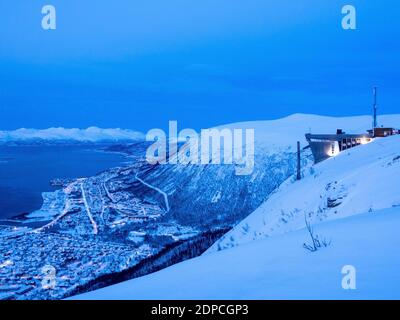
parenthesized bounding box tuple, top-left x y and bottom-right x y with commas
(0, 0, 399, 131)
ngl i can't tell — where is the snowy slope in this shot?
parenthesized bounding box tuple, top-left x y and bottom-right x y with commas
(75, 207, 400, 300)
(72, 117, 400, 300)
(0, 127, 144, 144)
(209, 135, 400, 252)
(103, 114, 400, 228)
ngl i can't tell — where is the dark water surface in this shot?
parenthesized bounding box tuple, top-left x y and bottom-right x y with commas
(0, 145, 128, 220)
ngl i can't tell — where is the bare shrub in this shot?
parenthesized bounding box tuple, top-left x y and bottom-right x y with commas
(303, 215, 331, 252)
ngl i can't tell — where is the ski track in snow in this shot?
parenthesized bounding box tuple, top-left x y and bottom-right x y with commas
(135, 173, 170, 212)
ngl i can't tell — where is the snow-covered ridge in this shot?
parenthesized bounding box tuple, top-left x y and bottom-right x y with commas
(219, 113, 400, 148)
(2, 114, 399, 145)
(0, 127, 144, 143)
(208, 134, 400, 252)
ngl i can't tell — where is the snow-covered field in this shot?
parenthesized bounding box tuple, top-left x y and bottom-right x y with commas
(73, 115, 400, 300)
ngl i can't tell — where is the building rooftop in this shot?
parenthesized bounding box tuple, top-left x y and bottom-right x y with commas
(305, 133, 372, 142)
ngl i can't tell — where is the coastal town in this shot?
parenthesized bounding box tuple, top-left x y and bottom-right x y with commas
(0, 154, 200, 300)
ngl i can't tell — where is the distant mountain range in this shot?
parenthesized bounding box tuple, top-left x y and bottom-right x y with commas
(2, 113, 400, 145)
(0, 127, 144, 145)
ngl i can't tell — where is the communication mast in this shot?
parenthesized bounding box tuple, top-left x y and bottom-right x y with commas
(373, 86, 378, 129)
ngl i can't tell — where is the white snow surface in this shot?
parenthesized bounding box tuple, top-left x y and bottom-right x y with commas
(0, 127, 144, 143)
(209, 135, 400, 252)
(75, 207, 400, 300)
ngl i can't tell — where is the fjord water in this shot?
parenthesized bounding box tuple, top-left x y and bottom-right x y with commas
(0, 145, 128, 220)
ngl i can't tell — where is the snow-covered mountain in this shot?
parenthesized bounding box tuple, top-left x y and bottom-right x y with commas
(218, 113, 400, 148)
(2, 113, 399, 146)
(123, 114, 400, 227)
(73, 118, 400, 300)
(208, 134, 400, 252)
(0, 127, 144, 144)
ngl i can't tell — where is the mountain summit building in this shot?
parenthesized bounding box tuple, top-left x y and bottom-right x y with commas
(306, 127, 398, 163)
(305, 130, 373, 163)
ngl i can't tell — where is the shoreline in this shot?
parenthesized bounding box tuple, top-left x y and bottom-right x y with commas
(0, 143, 134, 224)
